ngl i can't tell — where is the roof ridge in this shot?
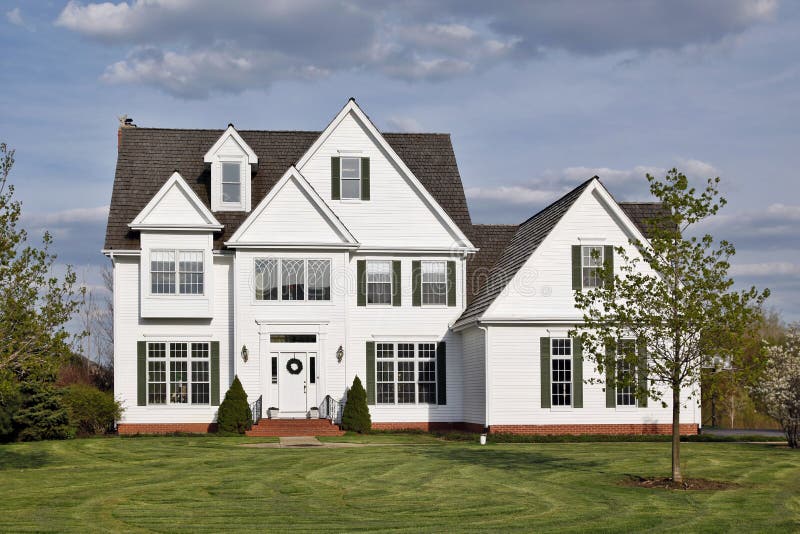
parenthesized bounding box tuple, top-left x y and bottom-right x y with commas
(516, 176, 596, 227)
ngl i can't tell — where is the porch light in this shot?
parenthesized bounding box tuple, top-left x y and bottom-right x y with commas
(241, 345, 249, 362)
(336, 345, 344, 363)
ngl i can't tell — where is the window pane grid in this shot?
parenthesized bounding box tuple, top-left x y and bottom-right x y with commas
(222, 162, 241, 203)
(255, 259, 330, 301)
(147, 342, 210, 405)
(616, 340, 637, 406)
(551, 338, 572, 407)
(422, 261, 447, 305)
(367, 261, 392, 305)
(151, 251, 176, 294)
(340, 157, 361, 200)
(282, 259, 305, 301)
(151, 250, 205, 295)
(375, 342, 438, 405)
(308, 260, 331, 301)
(582, 246, 603, 288)
(179, 251, 204, 295)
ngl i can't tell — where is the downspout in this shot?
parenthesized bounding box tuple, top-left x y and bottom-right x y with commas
(478, 322, 490, 433)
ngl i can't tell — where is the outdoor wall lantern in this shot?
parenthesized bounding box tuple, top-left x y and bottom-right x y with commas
(336, 345, 344, 363)
(241, 345, 249, 362)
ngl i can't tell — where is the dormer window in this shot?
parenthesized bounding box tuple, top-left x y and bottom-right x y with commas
(222, 162, 242, 204)
(204, 124, 258, 212)
(340, 157, 361, 199)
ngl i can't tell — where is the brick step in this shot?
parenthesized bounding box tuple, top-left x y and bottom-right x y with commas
(246, 418, 345, 437)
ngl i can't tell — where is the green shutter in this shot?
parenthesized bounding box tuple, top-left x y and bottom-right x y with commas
(572, 337, 583, 408)
(437, 342, 447, 405)
(605, 340, 616, 408)
(572, 245, 582, 290)
(361, 157, 370, 201)
(366, 341, 375, 405)
(637, 337, 648, 408)
(210, 341, 220, 406)
(331, 157, 340, 200)
(446, 261, 456, 307)
(412, 260, 421, 306)
(357, 260, 366, 307)
(137, 341, 146, 406)
(540, 337, 551, 409)
(603, 245, 614, 289)
(392, 260, 401, 306)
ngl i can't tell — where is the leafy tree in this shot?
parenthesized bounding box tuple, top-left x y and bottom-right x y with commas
(216, 376, 252, 434)
(0, 374, 21, 442)
(0, 143, 83, 383)
(573, 169, 769, 481)
(14, 381, 73, 441)
(751, 326, 800, 448)
(341, 376, 371, 433)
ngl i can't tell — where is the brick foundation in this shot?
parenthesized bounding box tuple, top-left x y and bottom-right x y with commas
(117, 423, 218, 435)
(371, 422, 468, 432)
(487, 423, 699, 436)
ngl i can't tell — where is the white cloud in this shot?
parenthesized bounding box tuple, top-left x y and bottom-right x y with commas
(6, 7, 24, 26)
(53, 0, 778, 98)
(385, 116, 423, 132)
(730, 262, 800, 277)
(466, 186, 563, 205)
(25, 205, 109, 226)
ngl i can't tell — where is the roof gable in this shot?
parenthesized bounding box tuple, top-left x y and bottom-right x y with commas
(106, 128, 471, 250)
(203, 125, 258, 163)
(129, 171, 222, 231)
(226, 166, 357, 247)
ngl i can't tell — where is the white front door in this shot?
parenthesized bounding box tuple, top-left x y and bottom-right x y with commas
(279, 352, 308, 416)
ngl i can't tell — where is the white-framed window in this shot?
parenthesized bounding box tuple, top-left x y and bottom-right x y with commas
(616, 339, 637, 406)
(367, 260, 392, 305)
(151, 250, 204, 295)
(340, 157, 361, 200)
(422, 261, 447, 305)
(254, 258, 331, 302)
(582, 246, 604, 288)
(551, 338, 572, 407)
(376, 342, 437, 405)
(221, 161, 242, 204)
(147, 342, 210, 405)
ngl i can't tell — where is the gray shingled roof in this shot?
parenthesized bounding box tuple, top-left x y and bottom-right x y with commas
(105, 128, 472, 250)
(457, 185, 670, 326)
(466, 224, 518, 305)
(458, 179, 594, 325)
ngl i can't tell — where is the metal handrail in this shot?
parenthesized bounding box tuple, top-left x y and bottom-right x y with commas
(319, 395, 343, 424)
(251, 395, 263, 425)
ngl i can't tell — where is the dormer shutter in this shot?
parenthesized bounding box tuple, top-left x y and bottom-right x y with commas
(331, 157, 341, 200)
(361, 158, 370, 200)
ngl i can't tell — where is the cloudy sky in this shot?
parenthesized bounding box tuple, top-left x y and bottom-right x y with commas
(1, 0, 798, 319)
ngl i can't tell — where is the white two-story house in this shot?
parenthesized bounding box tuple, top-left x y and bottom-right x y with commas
(104, 99, 700, 436)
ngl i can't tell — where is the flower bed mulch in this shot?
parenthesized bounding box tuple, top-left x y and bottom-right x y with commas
(621, 475, 740, 491)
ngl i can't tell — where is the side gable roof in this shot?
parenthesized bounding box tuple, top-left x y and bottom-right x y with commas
(457, 178, 594, 326)
(105, 128, 472, 250)
(129, 171, 222, 230)
(466, 224, 518, 305)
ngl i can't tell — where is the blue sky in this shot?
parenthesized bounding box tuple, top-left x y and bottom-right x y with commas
(1, 0, 798, 319)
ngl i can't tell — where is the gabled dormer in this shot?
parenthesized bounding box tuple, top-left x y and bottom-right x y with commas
(204, 124, 258, 212)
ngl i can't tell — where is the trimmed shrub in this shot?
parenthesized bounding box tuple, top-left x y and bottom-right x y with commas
(341, 376, 371, 433)
(62, 384, 123, 436)
(14, 382, 73, 441)
(216, 376, 252, 434)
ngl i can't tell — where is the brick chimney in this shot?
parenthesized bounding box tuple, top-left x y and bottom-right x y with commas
(117, 114, 137, 150)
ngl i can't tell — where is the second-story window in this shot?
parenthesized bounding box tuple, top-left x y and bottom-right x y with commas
(151, 250, 204, 295)
(254, 258, 331, 302)
(422, 261, 447, 305)
(340, 157, 361, 199)
(581, 246, 603, 288)
(367, 260, 392, 305)
(221, 162, 241, 204)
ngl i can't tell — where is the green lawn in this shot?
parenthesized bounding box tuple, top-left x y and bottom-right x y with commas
(0, 436, 798, 532)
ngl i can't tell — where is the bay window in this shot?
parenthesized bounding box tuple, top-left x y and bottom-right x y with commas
(151, 250, 204, 295)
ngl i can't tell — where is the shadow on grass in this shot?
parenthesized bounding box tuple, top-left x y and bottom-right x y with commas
(0, 447, 50, 470)
(420, 444, 602, 474)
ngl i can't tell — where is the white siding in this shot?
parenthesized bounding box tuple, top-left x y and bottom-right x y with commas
(485, 187, 657, 320)
(234, 177, 345, 244)
(461, 326, 486, 425)
(298, 111, 461, 248)
(139, 182, 210, 226)
(114, 255, 234, 424)
(485, 325, 700, 426)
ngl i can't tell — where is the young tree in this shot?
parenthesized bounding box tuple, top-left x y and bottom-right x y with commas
(573, 169, 769, 482)
(216, 376, 252, 434)
(341, 376, 371, 433)
(0, 143, 84, 383)
(752, 326, 800, 448)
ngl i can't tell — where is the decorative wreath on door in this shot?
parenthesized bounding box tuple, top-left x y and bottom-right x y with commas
(286, 358, 303, 375)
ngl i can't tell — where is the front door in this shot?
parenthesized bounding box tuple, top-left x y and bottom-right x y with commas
(278, 352, 309, 416)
